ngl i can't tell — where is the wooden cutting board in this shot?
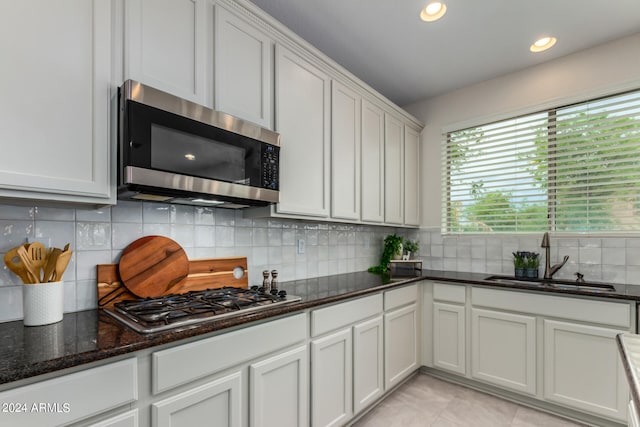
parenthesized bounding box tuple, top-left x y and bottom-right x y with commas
(118, 236, 189, 298)
(98, 256, 249, 308)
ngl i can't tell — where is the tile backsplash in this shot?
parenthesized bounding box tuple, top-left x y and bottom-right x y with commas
(0, 201, 412, 322)
(4, 201, 638, 323)
(416, 227, 640, 286)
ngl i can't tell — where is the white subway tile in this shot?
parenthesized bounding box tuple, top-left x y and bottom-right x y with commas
(143, 202, 170, 223)
(111, 200, 142, 223)
(76, 222, 111, 251)
(76, 207, 111, 222)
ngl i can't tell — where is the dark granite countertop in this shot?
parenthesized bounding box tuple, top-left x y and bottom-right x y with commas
(1, 269, 639, 387)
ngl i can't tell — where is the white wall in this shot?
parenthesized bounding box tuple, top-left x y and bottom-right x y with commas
(404, 32, 640, 228)
(405, 33, 640, 285)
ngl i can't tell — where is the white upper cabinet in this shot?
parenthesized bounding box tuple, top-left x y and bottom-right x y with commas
(384, 114, 404, 224)
(361, 99, 385, 223)
(275, 45, 331, 217)
(125, 0, 210, 106)
(0, 0, 114, 205)
(331, 81, 361, 221)
(214, 4, 273, 128)
(404, 125, 420, 226)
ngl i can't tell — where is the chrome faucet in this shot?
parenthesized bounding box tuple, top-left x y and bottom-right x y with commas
(540, 232, 569, 279)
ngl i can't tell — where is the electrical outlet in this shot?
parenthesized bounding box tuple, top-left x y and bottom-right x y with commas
(297, 239, 306, 254)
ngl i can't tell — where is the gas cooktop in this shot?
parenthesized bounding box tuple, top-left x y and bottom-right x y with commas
(104, 286, 301, 334)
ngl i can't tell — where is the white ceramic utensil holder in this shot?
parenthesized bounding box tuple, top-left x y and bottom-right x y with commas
(23, 281, 64, 326)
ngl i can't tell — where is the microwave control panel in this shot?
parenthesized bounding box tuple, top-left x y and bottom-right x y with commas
(261, 145, 279, 190)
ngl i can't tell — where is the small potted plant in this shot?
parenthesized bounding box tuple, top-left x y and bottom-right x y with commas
(368, 234, 404, 274)
(512, 252, 527, 278)
(525, 252, 540, 278)
(403, 239, 419, 259)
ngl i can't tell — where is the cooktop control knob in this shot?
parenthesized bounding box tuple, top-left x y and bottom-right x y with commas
(277, 290, 287, 299)
(270, 289, 278, 295)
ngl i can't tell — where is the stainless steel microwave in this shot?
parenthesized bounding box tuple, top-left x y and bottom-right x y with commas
(118, 80, 280, 208)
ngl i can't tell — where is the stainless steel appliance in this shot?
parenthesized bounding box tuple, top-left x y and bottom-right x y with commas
(118, 80, 280, 208)
(104, 286, 300, 334)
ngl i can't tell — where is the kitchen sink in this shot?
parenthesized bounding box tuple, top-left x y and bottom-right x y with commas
(483, 275, 616, 292)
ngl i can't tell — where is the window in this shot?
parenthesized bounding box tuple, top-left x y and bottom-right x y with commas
(443, 90, 640, 234)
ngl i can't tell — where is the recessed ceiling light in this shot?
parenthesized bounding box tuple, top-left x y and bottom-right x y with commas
(530, 36, 557, 53)
(184, 153, 196, 160)
(420, 2, 447, 22)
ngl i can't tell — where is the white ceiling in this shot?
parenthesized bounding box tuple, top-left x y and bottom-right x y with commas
(249, 0, 640, 106)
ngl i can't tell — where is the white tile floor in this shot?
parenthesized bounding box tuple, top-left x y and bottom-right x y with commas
(351, 374, 587, 427)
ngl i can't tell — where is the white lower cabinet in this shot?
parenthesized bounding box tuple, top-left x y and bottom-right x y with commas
(384, 304, 418, 389)
(384, 284, 419, 390)
(353, 316, 384, 414)
(433, 302, 466, 375)
(88, 410, 139, 427)
(470, 308, 536, 396)
(311, 328, 353, 427)
(250, 345, 308, 427)
(543, 319, 627, 421)
(0, 358, 137, 427)
(152, 371, 242, 427)
(428, 283, 635, 424)
(310, 294, 385, 426)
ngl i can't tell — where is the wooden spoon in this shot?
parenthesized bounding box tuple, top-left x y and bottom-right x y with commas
(42, 248, 62, 283)
(4, 246, 31, 283)
(28, 242, 46, 283)
(17, 245, 38, 284)
(52, 249, 72, 282)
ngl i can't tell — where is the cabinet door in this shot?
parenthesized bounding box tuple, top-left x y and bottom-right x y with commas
(433, 302, 466, 375)
(125, 0, 209, 106)
(331, 81, 361, 220)
(214, 5, 273, 128)
(250, 346, 308, 427)
(361, 99, 385, 223)
(152, 371, 242, 427)
(384, 114, 404, 224)
(275, 45, 330, 217)
(544, 319, 627, 421)
(471, 308, 536, 396)
(88, 409, 139, 427)
(0, 0, 113, 204)
(311, 329, 352, 427)
(353, 316, 384, 414)
(404, 125, 420, 226)
(384, 304, 418, 389)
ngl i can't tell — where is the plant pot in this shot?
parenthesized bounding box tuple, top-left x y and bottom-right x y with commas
(525, 268, 538, 278)
(392, 243, 403, 260)
(23, 281, 64, 326)
(514, 268, 525, 278)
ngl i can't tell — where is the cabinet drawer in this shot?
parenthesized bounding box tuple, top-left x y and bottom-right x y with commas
(384, 284, 418, 311)
(472, 287, 631, 328)
(433, 283, 466, 304)
(0, 358, 137, 427)
(312, 294, 383, 337)
(153, 313, 306, 394)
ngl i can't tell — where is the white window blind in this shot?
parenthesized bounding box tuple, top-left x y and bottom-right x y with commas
(443, 90, 640, 234)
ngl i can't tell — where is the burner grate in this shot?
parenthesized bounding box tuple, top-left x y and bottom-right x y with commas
(104, 286, 300, 333)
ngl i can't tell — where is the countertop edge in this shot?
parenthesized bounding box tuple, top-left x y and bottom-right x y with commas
(617, 333, 640, 421)
(3, 269, 640, 387)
